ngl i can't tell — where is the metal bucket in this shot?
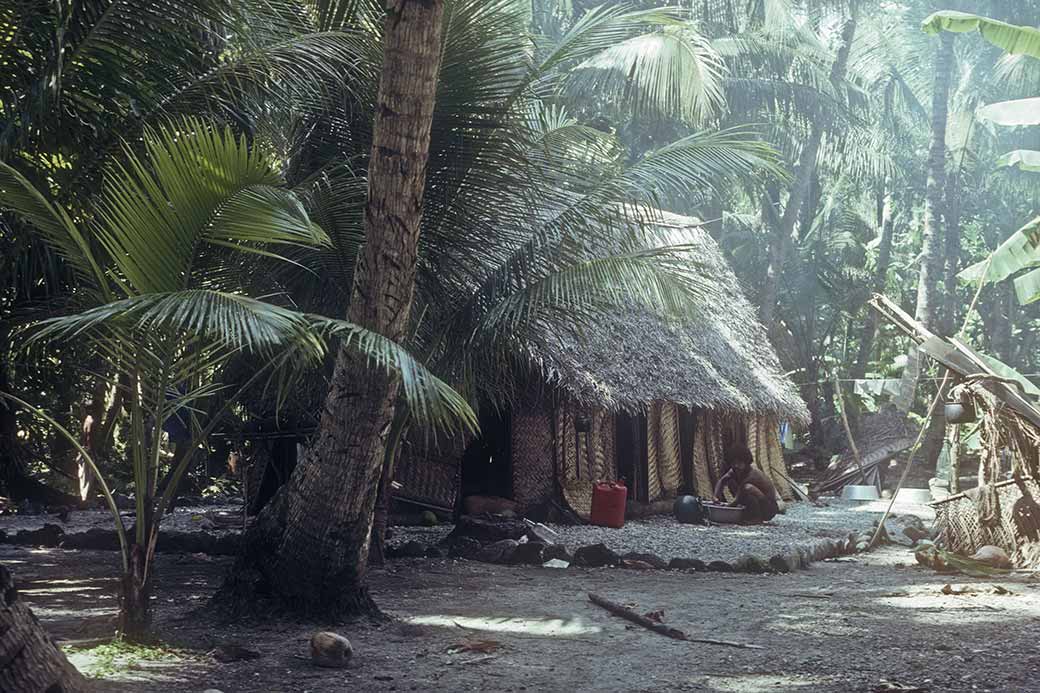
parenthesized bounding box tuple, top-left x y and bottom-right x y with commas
(841, 485, 880, 501)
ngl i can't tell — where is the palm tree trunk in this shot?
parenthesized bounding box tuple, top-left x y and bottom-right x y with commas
(942, 153, 964, 336)
(0, 564, 88, 693)
(851, 189, 896, 380)
(119, 543, 152, 641)
(223, 0, 446, 616)
(759, 4, 858, 329)
(896, 32, 954, 413)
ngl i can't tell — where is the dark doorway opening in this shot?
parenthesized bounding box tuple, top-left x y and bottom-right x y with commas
(615, 412, 649, 502)
(459, 408, 512, 501)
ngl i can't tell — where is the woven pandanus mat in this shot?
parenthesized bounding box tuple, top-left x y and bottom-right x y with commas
(934, 477, 1040, 566)
(692, 411, 713, 498)
(747, 415, 793, 500)
(647, 403, 662, 502)
(658, 402, 682, 496)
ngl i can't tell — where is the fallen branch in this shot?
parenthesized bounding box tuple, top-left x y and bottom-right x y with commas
(587, 593, 762, 650)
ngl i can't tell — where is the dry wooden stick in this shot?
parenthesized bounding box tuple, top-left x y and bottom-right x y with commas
(587, 593, 763, 650)
(833, 371, 864, 475)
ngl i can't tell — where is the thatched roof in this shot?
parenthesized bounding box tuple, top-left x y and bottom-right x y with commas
(527, 211, 810, 425)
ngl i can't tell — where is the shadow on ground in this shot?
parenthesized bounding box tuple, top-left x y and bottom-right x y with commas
(2, 544, 1038, 692)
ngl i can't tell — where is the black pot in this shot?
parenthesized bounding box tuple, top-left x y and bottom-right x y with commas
(944, 400, 976, 424)
(673, 495, 706, 524)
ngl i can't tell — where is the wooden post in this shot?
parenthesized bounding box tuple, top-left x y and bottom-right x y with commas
(948, 424, 960, 494)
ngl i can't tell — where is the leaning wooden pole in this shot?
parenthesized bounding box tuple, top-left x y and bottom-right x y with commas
(833, 372, 865, 477)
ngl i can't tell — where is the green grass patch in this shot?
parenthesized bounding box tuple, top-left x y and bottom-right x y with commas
(65, 640, 188, 679)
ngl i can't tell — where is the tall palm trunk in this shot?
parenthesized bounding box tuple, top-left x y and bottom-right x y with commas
(942, 152, 964, 335)
(224, 0, 446, 615)
(851, 189, 896, 380)
(896, 32, 953, 420)
(760, 3, 858, 329)
(0, 564, 88, 693)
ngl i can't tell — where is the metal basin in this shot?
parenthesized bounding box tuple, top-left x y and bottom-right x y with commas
(704, 502, 745, 524)
(895, 488, 932, 504)
(841, 485, 880, 501)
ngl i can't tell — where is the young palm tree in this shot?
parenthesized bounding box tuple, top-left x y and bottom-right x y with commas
(0, 117, 472, 639)
(0, 0, 376, 498)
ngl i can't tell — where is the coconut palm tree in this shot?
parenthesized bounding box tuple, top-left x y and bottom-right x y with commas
(0, 564, 87, 692)
(220, 1, 788, 616)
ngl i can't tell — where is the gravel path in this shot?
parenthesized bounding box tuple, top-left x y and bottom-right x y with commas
(390, 499, 935, 563)
(0, 502, 245, 535)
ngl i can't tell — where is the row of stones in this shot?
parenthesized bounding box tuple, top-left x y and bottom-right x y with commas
(387, 530, 874, 574)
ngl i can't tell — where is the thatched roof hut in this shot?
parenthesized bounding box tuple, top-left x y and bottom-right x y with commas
(395, 212, 809, 517)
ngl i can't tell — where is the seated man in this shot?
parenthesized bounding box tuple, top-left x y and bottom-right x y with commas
(713, 444, 779, 524)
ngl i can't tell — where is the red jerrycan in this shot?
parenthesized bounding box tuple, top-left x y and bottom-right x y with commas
(590, 479, 627, 528)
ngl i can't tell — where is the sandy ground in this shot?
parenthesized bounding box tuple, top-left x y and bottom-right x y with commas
(5, 538, 1039, 693)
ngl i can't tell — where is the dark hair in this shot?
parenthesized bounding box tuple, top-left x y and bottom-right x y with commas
(726, 443, 754, 468)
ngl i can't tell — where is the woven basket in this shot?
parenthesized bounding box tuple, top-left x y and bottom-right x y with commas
(933, 476, 1040, 566)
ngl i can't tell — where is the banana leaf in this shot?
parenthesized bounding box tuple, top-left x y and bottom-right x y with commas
(922, 11, 1040, 59)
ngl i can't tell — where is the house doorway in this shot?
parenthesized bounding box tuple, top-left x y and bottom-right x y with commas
(459, 408, 512, 501)
(615, 412, 649, 502)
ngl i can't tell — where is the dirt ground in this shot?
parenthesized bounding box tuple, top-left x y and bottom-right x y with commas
(5, 543, 1040, 693)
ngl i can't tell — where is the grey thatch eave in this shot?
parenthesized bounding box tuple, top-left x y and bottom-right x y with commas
(525, 211, 810, 426)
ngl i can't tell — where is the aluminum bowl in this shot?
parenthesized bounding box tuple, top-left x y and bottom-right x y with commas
(895, 488, 932, 504)
(841, 485, 880, 501)
(704, 502, 745, 524)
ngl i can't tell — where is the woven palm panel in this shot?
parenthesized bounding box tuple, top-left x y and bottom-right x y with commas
(646, 403, 663, 501)
(511, 407, 555, 507)
(934, 477, 1040, 566)
(394, 438, 463, 510)
(692, 412, 713, 498)
(658, 402, 682, 496)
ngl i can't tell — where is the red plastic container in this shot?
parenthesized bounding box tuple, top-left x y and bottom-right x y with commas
(590, 480, 627, 528)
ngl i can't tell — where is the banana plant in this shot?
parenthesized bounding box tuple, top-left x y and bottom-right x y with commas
(924, 11, 1040, 304)
(0, 117, 473, 640)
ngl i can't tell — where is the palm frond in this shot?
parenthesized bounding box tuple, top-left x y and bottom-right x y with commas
(0, 161, 108, 291)
(565, 25, 727, 123)
(25, 290, 476, 433)
(95, 117, 329, 295)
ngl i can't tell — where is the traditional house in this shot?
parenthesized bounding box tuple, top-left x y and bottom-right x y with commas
(394, 213, 810, 518)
